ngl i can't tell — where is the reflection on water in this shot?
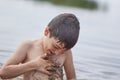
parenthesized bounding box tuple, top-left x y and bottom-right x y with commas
(0, 0, 120, 80)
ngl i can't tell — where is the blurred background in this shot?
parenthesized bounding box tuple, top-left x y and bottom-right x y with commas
(0, 0, 120, 80)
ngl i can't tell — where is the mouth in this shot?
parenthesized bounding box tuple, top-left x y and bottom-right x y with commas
(46, 50, 55, 56)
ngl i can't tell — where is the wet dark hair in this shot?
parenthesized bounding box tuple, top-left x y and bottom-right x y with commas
(48, 13, 80, 49)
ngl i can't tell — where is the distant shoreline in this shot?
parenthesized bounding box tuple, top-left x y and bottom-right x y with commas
(33, 0, 98, 10)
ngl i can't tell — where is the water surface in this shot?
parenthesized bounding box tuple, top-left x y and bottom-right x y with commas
(0, 0, 120, 80)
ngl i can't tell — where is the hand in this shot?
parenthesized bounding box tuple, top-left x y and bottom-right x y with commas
(33, 54, 53, 75)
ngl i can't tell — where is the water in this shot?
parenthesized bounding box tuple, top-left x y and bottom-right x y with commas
(0, 0, 120, 80)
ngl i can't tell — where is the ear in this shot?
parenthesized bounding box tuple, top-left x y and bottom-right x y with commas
(44, 27, 50, 36)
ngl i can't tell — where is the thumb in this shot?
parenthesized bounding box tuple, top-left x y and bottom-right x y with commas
(41, 53, 49, 60)
(40, 68, 51, 75)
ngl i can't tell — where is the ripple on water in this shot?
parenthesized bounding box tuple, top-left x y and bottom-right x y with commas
(101, 71, 118, 76)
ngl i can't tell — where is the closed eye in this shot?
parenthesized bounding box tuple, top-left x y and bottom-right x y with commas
(53, 45, 59, 49)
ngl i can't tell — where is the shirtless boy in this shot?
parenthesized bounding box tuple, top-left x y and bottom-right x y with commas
(0, 13, 80, 80)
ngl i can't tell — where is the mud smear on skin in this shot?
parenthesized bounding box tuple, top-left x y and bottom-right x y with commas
(44, 55, 64, 80)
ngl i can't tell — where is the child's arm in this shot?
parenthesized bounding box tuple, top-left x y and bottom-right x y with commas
(0, 41, 33, 78)
(63, 50, 76, 80)
(0, 41, 51, 79)
(0, 59, 37, 79)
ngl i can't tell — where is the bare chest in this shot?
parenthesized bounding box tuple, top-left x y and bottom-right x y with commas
(23, 46, 66, 80)
(26, 46, 65, 67)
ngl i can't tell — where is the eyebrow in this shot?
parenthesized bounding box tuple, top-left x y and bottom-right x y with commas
(54, 44, 61, 49)
(56, 41, 65, 49)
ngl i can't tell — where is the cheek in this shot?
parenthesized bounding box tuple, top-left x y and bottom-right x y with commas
(44, 43, 51, 51)
(46, 43, 53, 50)
(55, 50, 63, 55)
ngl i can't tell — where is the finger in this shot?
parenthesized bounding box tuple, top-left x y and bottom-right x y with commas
(40, 69, 51, 75)
(48, 63, 55, 67)
(46, 66, 54, 72)
(41, 53, 47, 58)
(45, 60, 52, 64)
(41, 53, 49, 60)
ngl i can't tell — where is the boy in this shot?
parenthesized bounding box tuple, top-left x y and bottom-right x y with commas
(0, 13, 80, 80)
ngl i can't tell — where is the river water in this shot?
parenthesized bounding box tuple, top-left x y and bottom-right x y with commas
(0, 0, 120, 80)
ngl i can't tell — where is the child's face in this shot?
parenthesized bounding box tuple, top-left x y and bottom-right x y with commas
(43, 27, 66, 56)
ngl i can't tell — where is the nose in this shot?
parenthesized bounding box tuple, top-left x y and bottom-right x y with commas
(51, 48, 56, 53)
(51, 49, 58, 55)
(47, 50, 56, 56)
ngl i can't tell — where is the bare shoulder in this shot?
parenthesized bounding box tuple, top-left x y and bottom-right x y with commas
(64, 49, 72, 56)
(2, 40, 35, 66)
(21, 40, 33, 46)
(62, 49, 72, 61)
(15, 40, 34, 54)
(19, 40, 34, 49)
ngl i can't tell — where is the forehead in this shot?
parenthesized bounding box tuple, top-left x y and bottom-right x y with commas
(51, 37, 66, 49)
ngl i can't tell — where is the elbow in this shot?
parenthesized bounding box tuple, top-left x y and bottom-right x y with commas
(0, 69, 5, 79)
(0, 67, 9, 79)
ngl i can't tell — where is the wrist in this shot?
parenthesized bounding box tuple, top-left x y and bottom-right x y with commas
(30, 59, 40, 70)
(25, 60, 37, 70)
